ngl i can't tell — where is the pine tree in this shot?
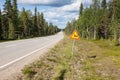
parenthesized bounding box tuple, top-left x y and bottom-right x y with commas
(4, 0, 12, 13)
(3, 0, 10, 39)
(4, 0, 15, 39)
(79, 3, 83, 17)
(25, 10, 33, 37)
(20, 8, 29, 37)
(33, 7, 38, 36)
(0, 9, 2, 39)
(44, 22, 48, 35)
(37, 12, 42, 36)
(1, 0, 59, 40)
(101, 0, 107, 9)
(12, 0, 18, 38)
(40, 12, 44, 36)
(8, 19, 15, 39)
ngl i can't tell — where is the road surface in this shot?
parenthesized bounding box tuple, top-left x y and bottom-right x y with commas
(0, 32, 64, 80)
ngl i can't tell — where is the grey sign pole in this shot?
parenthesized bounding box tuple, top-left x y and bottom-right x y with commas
(72, 39, 75, 56)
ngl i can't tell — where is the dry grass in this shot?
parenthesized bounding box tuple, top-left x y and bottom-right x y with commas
(16, 36, 120, 80)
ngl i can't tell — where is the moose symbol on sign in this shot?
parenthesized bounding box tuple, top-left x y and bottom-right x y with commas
(70, 30, 80, 40)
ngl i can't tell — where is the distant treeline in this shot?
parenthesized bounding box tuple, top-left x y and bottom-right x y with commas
(0, 0, 60, 40)
(65, 0, 120, 41)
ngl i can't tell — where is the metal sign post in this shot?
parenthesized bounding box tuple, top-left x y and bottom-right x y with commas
(72, 39, 75, 56)
(70, 30, 80, 56)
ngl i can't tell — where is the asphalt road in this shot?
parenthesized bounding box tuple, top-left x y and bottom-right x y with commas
(0, 32, 64, 79)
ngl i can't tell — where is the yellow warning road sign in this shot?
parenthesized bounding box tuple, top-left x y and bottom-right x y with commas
(70, 30, 80, 40)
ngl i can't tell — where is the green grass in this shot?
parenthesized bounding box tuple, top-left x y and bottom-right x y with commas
(52, 66, 66, 80)
(0, 39, 15, 42)
(18, 36, 120, 80)
(22, 66, 37, 80)
(91, 40, 120, 56)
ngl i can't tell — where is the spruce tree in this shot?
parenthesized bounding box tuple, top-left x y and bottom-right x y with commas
(40, 12, 44, 36)
(8, 19, 15, 39)
(37, 12, 41, 36)
(3, 0, 10, 39)
(1, 0, 59, 40)
(33, 7, 38, 36)
(0, 9, 2, 39)
(20, 8, 29, 37)
(79, 3, 83, 17)
(4, 0, 15, 39)
(101, 0, 107, 9)
(13, 0, 18, 38)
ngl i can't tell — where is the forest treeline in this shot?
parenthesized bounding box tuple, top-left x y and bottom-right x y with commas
(0, 0, 60, 40)
(65, 0, 120, 41)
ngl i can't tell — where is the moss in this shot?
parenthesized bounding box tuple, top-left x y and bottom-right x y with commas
(52, 66, 67, 80)
(22, 66, 37, 80)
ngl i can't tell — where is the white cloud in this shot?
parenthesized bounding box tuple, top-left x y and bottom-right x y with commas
(60, 0, 81, 12)
(18, 0, 55, 4)
(39, 0, 82, 29)
(18, 0, 82, 29)
(18, 0, 72, 7)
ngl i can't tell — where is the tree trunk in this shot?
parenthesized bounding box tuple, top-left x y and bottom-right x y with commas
(118, 37, 120, 45)
(105, 31, 107, 39)
(87, 26, 89, 40)
(82, 31, 84, 38)
(113, 29, 117, 41)
(8, 19, 15, 39)
(94, 26, 97, 40)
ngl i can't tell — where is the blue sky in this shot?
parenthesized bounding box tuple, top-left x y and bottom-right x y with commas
(0, 0, 92, 29)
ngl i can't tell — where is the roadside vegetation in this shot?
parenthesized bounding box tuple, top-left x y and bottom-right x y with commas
(1, 0, 120, 79)
(15, 35, 120, 80)
(0, 0, 60, 41)
(65, 0, 120, 42)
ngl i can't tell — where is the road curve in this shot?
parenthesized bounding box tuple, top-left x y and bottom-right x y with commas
(0, 32, 64, 80)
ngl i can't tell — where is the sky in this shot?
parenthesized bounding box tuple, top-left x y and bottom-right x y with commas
(0, 0, 92, 29)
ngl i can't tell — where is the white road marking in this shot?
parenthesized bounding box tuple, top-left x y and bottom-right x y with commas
(0, 40, 56, 69)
